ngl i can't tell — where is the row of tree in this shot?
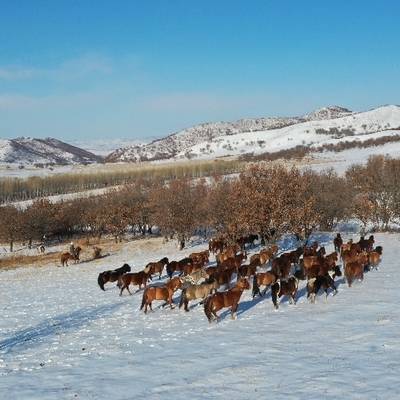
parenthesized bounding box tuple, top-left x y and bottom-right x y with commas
(1, 155, 399, 252)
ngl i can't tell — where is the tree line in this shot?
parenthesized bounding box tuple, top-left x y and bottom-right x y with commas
(1, 155, 399, 252)
(0, 159, 242, 204)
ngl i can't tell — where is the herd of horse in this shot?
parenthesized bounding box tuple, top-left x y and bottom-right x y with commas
(96, 233, 383, 322)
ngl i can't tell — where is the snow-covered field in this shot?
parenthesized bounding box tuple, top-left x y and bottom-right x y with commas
(1, 232, 399, 399)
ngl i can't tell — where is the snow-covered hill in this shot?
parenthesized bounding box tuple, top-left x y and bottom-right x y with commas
(106, 105, 400, 162)
(0, 137, 103, 165)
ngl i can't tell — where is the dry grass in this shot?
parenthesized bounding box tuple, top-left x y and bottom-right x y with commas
(0, 235, 165, 271)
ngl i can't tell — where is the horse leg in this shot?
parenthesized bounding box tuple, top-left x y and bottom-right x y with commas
(126, 285, 132, 296)
(119, 286, 125, 296)
(262, 286, 268, 296)
(231, 301, 239, 320)
(184, 299, 189, 312)
(272, 286, 279, 309)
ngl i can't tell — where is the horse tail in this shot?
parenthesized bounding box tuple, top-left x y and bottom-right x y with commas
(140, 289, 147, 310)
(97, 273, 105, 291)
(203, 295, 213, 322)
(179, 288, 187, 309)
(271, 282, 279, 309)
(252, 275, 259, 298)
(166, 263, 172, 279)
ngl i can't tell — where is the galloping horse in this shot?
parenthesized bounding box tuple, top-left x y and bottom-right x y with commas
(97, 263, 131, 290)
(271, 276, 299, 309)
(203, 277, 250, 322)
(60, 246, 82, 266)
(307, 275, 337, 303)
(252, 271, 277, 298)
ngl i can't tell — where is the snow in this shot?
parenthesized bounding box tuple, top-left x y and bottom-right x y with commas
(1, 232, 399, 399)
(309, 141, 400, 174)
(108, 105, 400, 163)
(179, 106, 400, 160)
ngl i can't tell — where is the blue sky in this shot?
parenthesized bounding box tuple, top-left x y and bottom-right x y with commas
(0, 1, 399, 141)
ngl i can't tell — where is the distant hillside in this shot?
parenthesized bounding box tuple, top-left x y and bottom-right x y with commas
(105, 105, 400, 163)
(0, 137, 103, 165)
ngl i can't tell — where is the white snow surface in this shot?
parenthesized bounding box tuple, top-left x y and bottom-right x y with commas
(1, 232, 399, 399)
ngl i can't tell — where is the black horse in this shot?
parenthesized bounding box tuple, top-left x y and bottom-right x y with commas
(97, 263, 131, 291)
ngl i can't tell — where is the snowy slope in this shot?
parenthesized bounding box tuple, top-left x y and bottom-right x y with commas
(1, 232, 399, 399)
(0, 137, 103, 165)
(180, 105, 400, 160)
(106, 105, 400, 162)
(106, 106, 353, 162)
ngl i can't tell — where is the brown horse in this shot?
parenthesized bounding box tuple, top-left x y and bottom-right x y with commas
(358, 235, 375, 252)
(368, 251, 381, 270)
(252, 272, 277, 298)
(209, 238, 225, 254)
(166, 258, 193, 278)
(271, 276, 299, 309)
(271, 253, 292, 278)
(216, 244, 240, 265)
(219, 252, 247, 272)
(146, 257, 169, 280)
(207, 269, 236, 287)
(181, 262, 204, 276)
(140, 278, 183, 313)
(238, 264, 257, 278)
(344, 252, 369, 286)
(119, 270, 152, 295)
(189, 250, 210, 265)
(203, 278, 250, 322)
(97, 263, 131, 290)
(60, 246, 82, 266)
(179, 279, 219, 311)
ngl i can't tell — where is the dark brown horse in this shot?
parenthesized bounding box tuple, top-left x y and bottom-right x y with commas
(146, 257, 169, 280)
(166, 258, 193, 278)
(271, 253, 292, 278)
(271, 277, 299, 309)
(238, 264, 257, 278)
(97, 263, 131, 290)
(307, 275, 337, 303)
(60, 246, 82, 266)
(334, 233, 343, 253)
(207, 268, 236, 287)
(209, 238, 225, 254)
(203, 278, 250, 322)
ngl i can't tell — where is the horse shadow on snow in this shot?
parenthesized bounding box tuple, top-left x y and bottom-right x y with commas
(0, 302, 124, 354)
